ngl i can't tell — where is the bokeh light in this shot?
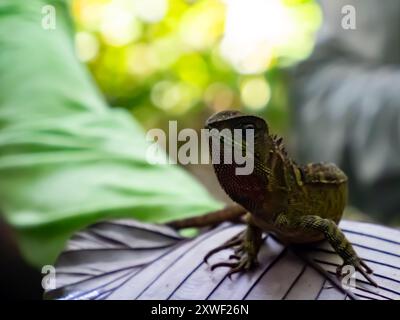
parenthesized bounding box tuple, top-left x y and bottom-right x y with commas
(72, 0, 321, 133)
(221, 0, 292, 74)
(126, 43, 158, 76)
(75, 31, 99, 62)
(240, 77, 271, 110)
(133, 0, 168, 23)
(100, 2, 142, 46)
(179, 0, 225, 50)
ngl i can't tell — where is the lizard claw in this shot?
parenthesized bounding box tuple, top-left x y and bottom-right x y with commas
(205, 231, 258, 278)
(337, 259, 378, 287)
(210, 262, 238, 271)
(203, 231, 245, 264)
(210, 253, 258, 278)
(229, 254, 240, 260)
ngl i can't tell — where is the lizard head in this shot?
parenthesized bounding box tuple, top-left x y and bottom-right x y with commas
(205, 110, 274, 212)
(205, 110, 268, 134)
(205, 110, 271, 160)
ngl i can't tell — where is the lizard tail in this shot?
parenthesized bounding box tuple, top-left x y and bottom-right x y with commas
(166, 204, 247, 229)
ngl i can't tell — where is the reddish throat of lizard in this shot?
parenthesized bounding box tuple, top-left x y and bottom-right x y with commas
(205, 111, 274, 213)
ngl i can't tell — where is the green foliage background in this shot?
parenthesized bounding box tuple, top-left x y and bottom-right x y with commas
(72, 0, 321, 135)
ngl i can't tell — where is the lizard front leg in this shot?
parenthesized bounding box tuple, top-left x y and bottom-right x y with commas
(276, 214, 377, 286)
(205, 215, 263, 277)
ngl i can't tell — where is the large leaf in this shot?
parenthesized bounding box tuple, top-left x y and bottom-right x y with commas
(0, 0, 221, 267)
(45, 220, 400, 300)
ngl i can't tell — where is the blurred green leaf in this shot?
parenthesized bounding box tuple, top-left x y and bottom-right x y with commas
(0, 0, 221, 267)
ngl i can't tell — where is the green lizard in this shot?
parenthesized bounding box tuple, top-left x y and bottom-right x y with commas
(167, 110, 377, 287)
